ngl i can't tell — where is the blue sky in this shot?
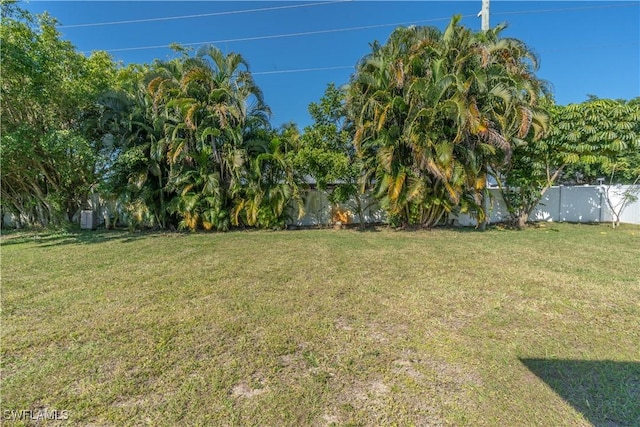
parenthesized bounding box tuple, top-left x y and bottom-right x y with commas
(24, 1, 640, 128)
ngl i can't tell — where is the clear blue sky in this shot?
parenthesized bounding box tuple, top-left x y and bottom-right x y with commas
(24, 1, 640, 128)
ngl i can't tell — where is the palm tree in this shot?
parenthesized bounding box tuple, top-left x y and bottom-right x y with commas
(152, 45, 272, 230)
(98, 63, 174, 229)
(232, 132, 303, 229)
(348, 16, 548, 228)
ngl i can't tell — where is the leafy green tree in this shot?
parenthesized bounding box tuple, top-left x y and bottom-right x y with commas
(293, 83, 370, 227)
(158, 45, 272, 230)
(501, 97, 640, 228)
(560, 97, 640, 185)
(103, 45, 301, 231)
(1, 1, 116, 226)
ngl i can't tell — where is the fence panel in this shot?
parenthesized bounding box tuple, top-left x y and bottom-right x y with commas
(602, 185, 640, 225)
(559, 186, 603, 223)
(531, 187, 560, 222)
(3, 186, 638, 228)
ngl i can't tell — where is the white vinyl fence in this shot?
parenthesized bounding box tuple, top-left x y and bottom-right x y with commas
(294, 185, 640, 227)
(529, 185, 639, 225)
(3, 185, 639, 228)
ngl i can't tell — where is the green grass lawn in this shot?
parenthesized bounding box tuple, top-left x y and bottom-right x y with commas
(2, 223, 639, 426)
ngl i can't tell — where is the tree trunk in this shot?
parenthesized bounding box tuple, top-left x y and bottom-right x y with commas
(516, 211, 529, 229)
(158, 172, 165, 229)
(354, 193, 366, 230)
(478, 187, 488, 231)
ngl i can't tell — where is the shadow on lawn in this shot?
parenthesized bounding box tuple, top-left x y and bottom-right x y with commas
(0, 229, 171, 247)
(520, 358, 640, 427)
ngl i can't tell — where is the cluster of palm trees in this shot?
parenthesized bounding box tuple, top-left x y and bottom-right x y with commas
(347, 16, 548, 227)
(100, 46, 302, 230)
(97, 16, 551, 231)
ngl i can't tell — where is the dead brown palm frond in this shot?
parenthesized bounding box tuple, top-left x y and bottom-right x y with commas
(147, 76, 163, 97)
(479, 45, 490, 69)
(354, 126, 365, 150)
(148, 76, 168, 111)
(468, 99, 489, 135)
(424, 158, 447, 182)
(376, 105, 389, 132)
(518, 106, 533, 138)
(169, 139, 185, 164)
(182, 67, 210, 88)
(184, 103, 199, 130)
(479, 127, 512, 163)
(214, 104, 229, 128)
(394, 59, 405, 89)
(444, 181, 460, 205)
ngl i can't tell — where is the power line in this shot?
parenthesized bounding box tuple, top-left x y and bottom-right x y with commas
(253, 65, 355, 76)
(82, 2, 638, 54)
(59, 1, 352, 29)
(491, 3, 639, 18)
(88, 15, 475, 54)
(537, 41, 640, 54)
(253, 43, 639, 76)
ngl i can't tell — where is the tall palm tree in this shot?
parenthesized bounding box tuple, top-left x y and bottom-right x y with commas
(232, 133, 303, 229)
(348, 16, 548, 228)
(154, 46, 272, 230)
(98, 63, 174, 229)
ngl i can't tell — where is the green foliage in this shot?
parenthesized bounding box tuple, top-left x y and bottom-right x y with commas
(348, 16, 548, 228)
(559, 97, 640, 184)
(4, 2, 636, 233)
(292, 83, 370, 225)
(294, 84, 353, 190)
(0, 3, 116, 226)
(101, 46, 303, 231)
(232, 131, 303, 230)
(98, 63, 174, 229)
(502, 97, 640, 227)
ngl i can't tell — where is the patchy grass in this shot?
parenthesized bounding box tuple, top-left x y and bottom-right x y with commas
(1, 223, 639, 426)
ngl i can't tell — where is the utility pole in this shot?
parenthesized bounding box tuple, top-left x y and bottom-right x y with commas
(479, 0, 490, 230)
(481, 0, 490, 31)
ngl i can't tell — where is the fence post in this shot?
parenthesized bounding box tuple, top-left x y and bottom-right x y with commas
(599, 186, 604, 223)
(558, 185, 563, 222)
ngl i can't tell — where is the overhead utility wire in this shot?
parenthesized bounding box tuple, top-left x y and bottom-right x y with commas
(59, 1, 351, 28)
(93, 15, 475, 53)
(250, 40, 640, 77)
(253, 65, 355, 76)
(89, 2, 638, 54)
(491, 3, 638, 18)
(537, 41, 640, 54)
(61, 1, 636, 30)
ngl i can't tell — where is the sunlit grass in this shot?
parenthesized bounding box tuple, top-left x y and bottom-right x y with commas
(2, 223, 639, 426)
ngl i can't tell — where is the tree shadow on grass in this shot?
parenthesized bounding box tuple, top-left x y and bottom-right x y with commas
(520, 358, 640, 427)
(0, 229, 173, 247)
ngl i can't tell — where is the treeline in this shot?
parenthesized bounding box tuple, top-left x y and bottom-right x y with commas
(2, 3, 639, 230)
